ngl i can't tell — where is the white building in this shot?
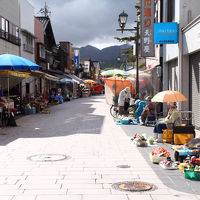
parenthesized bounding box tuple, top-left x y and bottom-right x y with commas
(19, 0, 36, 97)
(0, 0, 20, 55)
(162, 0, 200, 128)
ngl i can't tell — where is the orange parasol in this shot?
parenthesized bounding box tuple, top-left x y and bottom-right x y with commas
(151, 90, 187, 102)
(84, 79, 96, 84)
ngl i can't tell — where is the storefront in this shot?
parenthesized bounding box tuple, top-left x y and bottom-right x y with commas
(189, 51, 200, 129)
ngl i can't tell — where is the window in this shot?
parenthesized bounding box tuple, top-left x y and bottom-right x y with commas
(23, 33, 34, 53)
(0, 16, 20, 45)
(167, 0, 175, 22)
(1, 17, 9, 39)
(38, 43, 46, 59)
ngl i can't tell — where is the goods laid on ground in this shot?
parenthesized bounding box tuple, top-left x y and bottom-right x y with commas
(41, 109, 51, 114)
(131, 134, 148, 147)
(185, 138, 200, 149)
(172, 144, 200, 162)
(150, 147, 170, 163)
(159, 159, 180, 170)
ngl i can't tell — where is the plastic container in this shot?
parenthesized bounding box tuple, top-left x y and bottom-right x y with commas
(163, 129, 173, 143)
(120, 119, 129, 124)
(157, 133, 163, 143)
(31, 107, 36, 114)
(184, 169, 199, 180)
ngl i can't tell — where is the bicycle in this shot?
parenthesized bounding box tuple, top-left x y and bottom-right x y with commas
(110, 103, 119, 118)
(110, 103, 137, 118)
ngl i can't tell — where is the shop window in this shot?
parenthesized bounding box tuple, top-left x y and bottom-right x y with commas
(167, 0, 175, 22)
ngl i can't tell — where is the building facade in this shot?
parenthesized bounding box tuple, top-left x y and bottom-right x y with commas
(19, 0, 35, 97)
(162, 0, 200, 128)
(0, 0, 20, 55)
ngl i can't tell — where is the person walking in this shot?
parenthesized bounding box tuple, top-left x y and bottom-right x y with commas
(118, 87, 131, 116)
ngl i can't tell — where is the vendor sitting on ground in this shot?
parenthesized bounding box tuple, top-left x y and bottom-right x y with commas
(118, 87, 131, 116)
(140, 96, 155, 125)
(154, 102, 181, 133)
(135, 100, 147, 122)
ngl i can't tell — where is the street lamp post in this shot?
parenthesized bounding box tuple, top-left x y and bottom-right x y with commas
(117, 11, 139, 99)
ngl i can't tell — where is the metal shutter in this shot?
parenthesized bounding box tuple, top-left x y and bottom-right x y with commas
(189, 51, 200, 129)
(168, 59, 178, 91)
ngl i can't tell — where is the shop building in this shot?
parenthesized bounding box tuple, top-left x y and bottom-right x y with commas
(19, 0, 36, 98)
(161, 0, 200, 128)
(0, 0, 20, 55)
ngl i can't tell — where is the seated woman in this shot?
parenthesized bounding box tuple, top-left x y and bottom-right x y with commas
(140, 96, 155, 125)
(154, 102, 181, 133)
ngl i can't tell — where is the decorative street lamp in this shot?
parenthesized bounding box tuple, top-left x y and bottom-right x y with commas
(118, 11, 128, 31)
(117, 11, 139, 99)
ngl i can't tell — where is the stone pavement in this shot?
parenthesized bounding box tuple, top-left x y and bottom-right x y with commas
(0, 95, 199, 200)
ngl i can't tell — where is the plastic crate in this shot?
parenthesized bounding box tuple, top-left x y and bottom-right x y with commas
(163, 129, 173, 143)
(184, 169, 200, 180)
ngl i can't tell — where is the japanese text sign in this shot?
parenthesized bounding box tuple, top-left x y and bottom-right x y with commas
(74, 49, 79, 69)
(141, 0, 155, 57)
(154, 22, 179, 44)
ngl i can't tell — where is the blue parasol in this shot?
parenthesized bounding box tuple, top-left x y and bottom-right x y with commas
(0, 54, 40, 71)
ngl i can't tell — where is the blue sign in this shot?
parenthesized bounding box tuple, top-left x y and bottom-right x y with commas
(74, 50, 79, 69)
(154, 22, 179, 44)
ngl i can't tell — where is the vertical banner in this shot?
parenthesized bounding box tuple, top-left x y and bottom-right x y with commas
(141, 0, 155, 57)
(74, 49, 79, 69)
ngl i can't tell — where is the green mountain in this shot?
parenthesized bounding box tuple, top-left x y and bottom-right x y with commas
(73, 44, 131, 69)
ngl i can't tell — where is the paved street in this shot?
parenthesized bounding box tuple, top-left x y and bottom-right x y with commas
(0, 95, 199, 200)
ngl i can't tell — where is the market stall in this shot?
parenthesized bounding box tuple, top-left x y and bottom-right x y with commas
(103, 76, 135, 105)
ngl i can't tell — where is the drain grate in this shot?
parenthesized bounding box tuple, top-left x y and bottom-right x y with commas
(116, 165, 131, 168)
(112, 181, 155, 192)
(27, 154, 70, 162)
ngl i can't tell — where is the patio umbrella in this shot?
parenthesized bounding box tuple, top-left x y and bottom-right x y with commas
(84, 79, 96, 84)
(101, 69, 132, 77)
(0, 54, 39, 71)
(151, 90, 187, 102)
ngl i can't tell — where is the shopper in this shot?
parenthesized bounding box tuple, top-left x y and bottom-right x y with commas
(118, 87, 131, 116)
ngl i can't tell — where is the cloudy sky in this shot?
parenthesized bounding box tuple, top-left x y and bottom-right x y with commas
(28, 0, 138, 49)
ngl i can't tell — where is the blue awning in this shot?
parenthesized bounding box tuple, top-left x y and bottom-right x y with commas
(60, 78, 73, 83)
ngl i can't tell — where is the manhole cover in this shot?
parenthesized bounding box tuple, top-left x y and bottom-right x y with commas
(27, 154, 70, 162)
(116, 165, 130, 168)
(112, 181, 154, 192)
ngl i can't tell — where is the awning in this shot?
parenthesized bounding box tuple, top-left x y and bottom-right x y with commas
(52, 73, 73, 84)
(31, 71, 59, 82)
(0, 70, 30, 77)
(0, 71, 30, 91)
(65, 74, 84, 83)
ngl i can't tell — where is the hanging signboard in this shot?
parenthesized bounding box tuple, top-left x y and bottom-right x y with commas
(141, 0, 155, 57)
(74, 49, 80, 69)
(154, 22, 179, 44)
